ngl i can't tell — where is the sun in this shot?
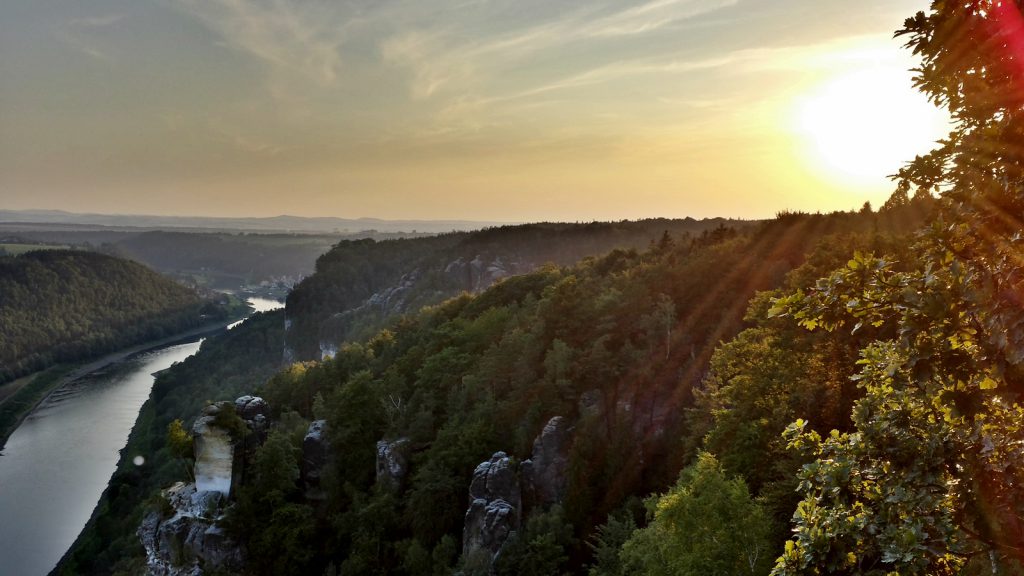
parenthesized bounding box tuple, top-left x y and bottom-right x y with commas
(795, 67, 950, 186)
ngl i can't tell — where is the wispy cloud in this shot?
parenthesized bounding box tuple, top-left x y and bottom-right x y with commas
(380, 0, 739, 99)
(165, 0, 912, 150)
(380, 30, 475, 100)
(489, 32, 910, 102)
(57, 13, 125, 60)
(173, 0, 353, 85)
(581, 0, 737, 38)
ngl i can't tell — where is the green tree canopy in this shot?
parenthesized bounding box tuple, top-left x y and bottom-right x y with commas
(772, 2, 1024, 573)
(618, 452, 774, 576)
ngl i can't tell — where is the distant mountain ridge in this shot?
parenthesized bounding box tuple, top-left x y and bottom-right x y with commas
(0, 210, 512, 234)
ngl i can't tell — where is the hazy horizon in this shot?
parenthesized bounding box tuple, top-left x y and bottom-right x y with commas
(1, 207, 756, 223)
(1, 0, 950, 221)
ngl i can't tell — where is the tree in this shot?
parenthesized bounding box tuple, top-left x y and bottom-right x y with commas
(250, 429, 301, 501)
(771, 3, 1024, 573)
(587, 508, 638, 576)
(618, 452, 774, 576)
(166, 419, 194, 482)
(493, 506, 576, 576)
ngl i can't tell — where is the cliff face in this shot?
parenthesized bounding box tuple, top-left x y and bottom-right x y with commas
(375, 437, 410, 492)
(140, 396, 269, 576)
(301, 419, 329, 499)
(521, 416, 572, 510)
(463, 452, 522, 572)
(460, 417, 574, 573)
(307, 255, 524, 361)
(283, 219, 750, 361)
(191, 404, 234, 497)
(138, 483, 242, 576)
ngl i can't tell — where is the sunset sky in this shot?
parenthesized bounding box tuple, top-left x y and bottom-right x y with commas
(0, 0, 950, 221)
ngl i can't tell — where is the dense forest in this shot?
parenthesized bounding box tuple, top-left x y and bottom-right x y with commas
(285, 218, 754, 360)
(0, 250, 230, 384)
(220, 205, 932, 576)
(102, 232, 341, 289)
(56, 200, 933, 576)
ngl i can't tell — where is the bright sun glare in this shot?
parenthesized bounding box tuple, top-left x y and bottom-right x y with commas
(796, 67, 951, 186)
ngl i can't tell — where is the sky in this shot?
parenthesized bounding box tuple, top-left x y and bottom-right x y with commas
(0, 0, 950, 221)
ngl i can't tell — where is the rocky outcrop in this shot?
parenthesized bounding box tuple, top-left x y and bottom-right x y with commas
(375, 437, 411, 491)
(237, 396, 270, 442)
(139, 482, 244, 576)
(521, 417, 572, 509)
(142, 396, 276, 575)
(316, 270, 422, 358)
(364, 269, 419, 313)
(283, 316, 297, 365)
(308, 257, 529, 361)
(301, 420, 329, 499)
(320, 340, 339, 360)
(234, 395, 269, 421)
(463, 452, 521, 572)
(192, 403, 235, 497)
(579, 389, 669, 440)
(445, 255, 518, 293)
(233, 396, 271, 490)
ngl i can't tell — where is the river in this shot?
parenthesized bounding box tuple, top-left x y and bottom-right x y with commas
(0, 297, 283, 576)
(228, 296, 283, 329)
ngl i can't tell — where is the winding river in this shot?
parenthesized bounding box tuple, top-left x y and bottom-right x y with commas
(0, 297, 282, 576)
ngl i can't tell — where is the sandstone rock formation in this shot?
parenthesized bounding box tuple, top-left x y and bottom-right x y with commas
(233, 395, 269, 421)
(445, 255, 517, 293)
(142, 396, 276, 575)
(521, 416, 572, 509)
(463, 452, 521, 572)
(375, 437, 410, 491)
(191, 403, 235, 497)
(138, 482, 244, 576)
(316, 270, 422, 359)
(301, 419, 329, 499)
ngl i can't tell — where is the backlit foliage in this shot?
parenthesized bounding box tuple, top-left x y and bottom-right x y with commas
(772, 2, 1024, 573)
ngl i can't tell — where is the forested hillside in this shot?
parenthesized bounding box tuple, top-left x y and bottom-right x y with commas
(56, 200, 936, 576)
(102, 231, 340, 289)
(0, 250, 225, 383)
(285, 218, 753, 360)
(229, 205, 931, 576)
(1, 227, 423, 293)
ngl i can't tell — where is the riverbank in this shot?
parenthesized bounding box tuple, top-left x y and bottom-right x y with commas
(0, 317, 245, 451)
(0, 339, 210, 576)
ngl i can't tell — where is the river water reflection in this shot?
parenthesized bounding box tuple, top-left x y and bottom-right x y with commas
(0, 297, 283, 576)
(0, 341, 203, 576)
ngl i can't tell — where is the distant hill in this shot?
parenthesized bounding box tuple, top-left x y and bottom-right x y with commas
(0, 250, 228, 382)
(0, 228, 433, 293)
(0, 209, 509, 234)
